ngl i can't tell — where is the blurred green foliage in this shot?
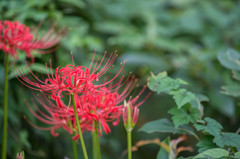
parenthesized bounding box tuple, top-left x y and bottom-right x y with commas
(0, 0, 240, 158)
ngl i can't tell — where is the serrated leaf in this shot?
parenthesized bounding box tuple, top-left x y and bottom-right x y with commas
(170, 89, 196, 108)
(193, 148, 229, 159)
(147, 72, 183, 94)
(194, 117, 223, 136)
(195, 119, 240, 149)
(213, 132, 240, 149)
(168, 104, 200, 127)
(157, 137, 170, 159)
(221, 85, 240, 97)
(218, 49, 240, 71)
(139, 118, 193, 135)
(196, 136, 218, 153)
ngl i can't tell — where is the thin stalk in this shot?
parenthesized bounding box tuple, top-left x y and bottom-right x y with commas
(127, 131, 132, 159)
(72, 139, 78, 159)
(71, 94, 88, 159)
(92, 128, 97, 159)
(69, 121, 78, 159)
(127, 105, 132, 159)
(2, 53, 9, 159)
(92, 121, 101, 159)
(95, 130, 101, 159)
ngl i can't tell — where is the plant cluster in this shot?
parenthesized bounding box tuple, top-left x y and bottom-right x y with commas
(0, 1, 240, 159)
(139, 67, 240, 158)
(1, 20, 150, 159)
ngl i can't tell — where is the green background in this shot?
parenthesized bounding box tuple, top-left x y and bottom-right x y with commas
(0, 0, 240, 158)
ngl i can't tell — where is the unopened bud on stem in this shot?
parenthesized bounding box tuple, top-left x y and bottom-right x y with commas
(123, 100, 139, 132)
(17, 151, 24, 159)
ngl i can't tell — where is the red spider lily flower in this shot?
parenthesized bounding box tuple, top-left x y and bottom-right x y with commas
(19, 51, 151, 135)
(15, 51, 128, 98)
(76, 87, 122, 134)
(24, 82, 149, 137)
(0, 20, 66, 61)
(74, 82, 150, 135)
(24, 95, 92, 140)
(0, 21, 32, 59)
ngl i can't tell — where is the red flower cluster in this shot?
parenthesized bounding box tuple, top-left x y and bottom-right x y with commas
(20, 52, 150, 139)
(25, 95, 91, 139)
(17, 52, 121, 96)
(0, 20, 65, 61)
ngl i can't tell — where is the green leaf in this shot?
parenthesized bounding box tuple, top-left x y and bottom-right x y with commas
(235, 152, 240, 158)
(195, 120, 240, 149)
(209, 90, 235, 117)
(119, 53, 168, 69)
(157, 137, 169, 159)
(139, 118, 193, 135)
(58, 0, 85, 8)
(30, 63, 54, 74)
(221, 85, 240, 97)
(193, 148, 229, 159)
(213, 132, 240, 149)
(19, 130, 31, 149)
(196, 136, 218, 153)
(195, 94, 209, 102)
(177, 157, 194, 159)
(9, 63, 54, 79)
(95, 21, 130, 34)
(232, 70, 240, 81)
(194, 117, 223, 136)
(168, 104, 200, 127)
(170, 89, 196, 108)
(9, 65, 30, 79)
(190, 94, 208, 116)
(218, 49, 240, 71)
(147, 72, 183, 94)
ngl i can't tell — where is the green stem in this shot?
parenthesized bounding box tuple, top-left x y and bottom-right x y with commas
(95, 130, 101, 159)
(72, 139, 78, 159)
(71, 94, 88, 159)
(127, 102, 132, 159)
(127, 131, 132, 159)
(92, 127, 97, 159)
(2, 53, 9, 159)
(92, 121, 101, 159)
(92, 132, 97, 159)
(69, 121, 78, 159)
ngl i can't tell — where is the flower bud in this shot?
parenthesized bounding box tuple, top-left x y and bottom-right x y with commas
(16, 151, 24, 159)
(123, 100, 139, 132)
